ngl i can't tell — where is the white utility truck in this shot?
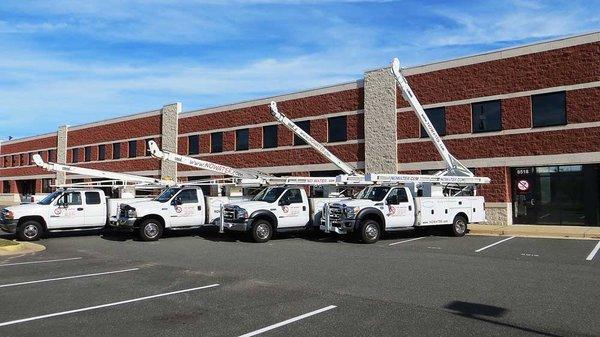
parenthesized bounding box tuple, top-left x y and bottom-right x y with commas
(0, 155, 173, 241)
(219, 102, 365, 243)
(320, 58, 490, 243)
(113, 140, 253, 241)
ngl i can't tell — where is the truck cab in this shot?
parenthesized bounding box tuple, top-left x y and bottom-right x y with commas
(222, 186, 313, 242)
(0, 188, 108, 241)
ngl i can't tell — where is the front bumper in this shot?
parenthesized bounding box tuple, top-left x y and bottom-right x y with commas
(0, 219, 18, 234)
(320, 218, 357, 234)
(111, 216, 137, 230)
(222, 218, 250, 232)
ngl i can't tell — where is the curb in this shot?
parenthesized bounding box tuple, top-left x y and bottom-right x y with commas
(469, 224, 600, 240)
(0, 241, 46, 256)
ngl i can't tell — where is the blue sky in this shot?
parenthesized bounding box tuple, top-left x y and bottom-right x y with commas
(0, 0, 598, 140)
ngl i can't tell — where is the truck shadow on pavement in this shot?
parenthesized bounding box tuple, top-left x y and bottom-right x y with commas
(444, 301, 564, 337)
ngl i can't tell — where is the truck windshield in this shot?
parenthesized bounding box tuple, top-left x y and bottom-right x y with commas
(154, 188, 181, 203)
(251, 187, 286, 203)
(355, 186, 390, 202)
(37, 191, 62, 205)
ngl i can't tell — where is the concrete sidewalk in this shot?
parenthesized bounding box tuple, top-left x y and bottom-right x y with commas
(469, 224, 600, 240)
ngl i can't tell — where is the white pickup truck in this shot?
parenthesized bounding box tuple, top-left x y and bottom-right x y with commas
(321, 185, 486, 243)
(0, 188, 144, 241)
(222, 186, 347, 243)
(114, 186, 245, 241)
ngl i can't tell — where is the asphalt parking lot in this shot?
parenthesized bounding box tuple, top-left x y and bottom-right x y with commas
(0, 228, 599, 337)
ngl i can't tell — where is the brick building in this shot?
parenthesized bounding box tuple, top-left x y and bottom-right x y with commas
(1, 32, 599, 227)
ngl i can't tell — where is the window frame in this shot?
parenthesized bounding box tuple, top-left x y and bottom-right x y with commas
(188, 135, 200, 155)
(420, 107, 446, 138)
(471, 100, 502, 133)
(98, 144, 106, 161)
(531, 91, 567, 128)
(211, 132, 223, 153)
(128, 140, 137, 158)
(84, 146, 92, 162)
(263, 125, 278, 149)
(85, 191, 102, 205)
(72, 148, 79, 163)
(327, 116, 347, 143)
(236, 128, 249, 151)
(113, 143, 121, 160)
(293, 120, 310, 146)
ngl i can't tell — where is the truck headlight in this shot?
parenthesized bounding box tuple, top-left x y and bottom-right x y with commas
(127, 208, 137, 218)
(344, 206, 360, 219)
(4, 210, 14, 220)
(236, 208, 248, 219)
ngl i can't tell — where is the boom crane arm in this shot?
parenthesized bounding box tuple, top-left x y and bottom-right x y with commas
(147, 140, 264, 179)
(391, 58, 473, 177)
(32, 154, 174, 186)
(269, 101, 358, 176)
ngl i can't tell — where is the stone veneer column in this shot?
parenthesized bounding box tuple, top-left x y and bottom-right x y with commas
(363, 67, 398, 174)
(55, 125, 69, 185)
(160, 103, 181, 181)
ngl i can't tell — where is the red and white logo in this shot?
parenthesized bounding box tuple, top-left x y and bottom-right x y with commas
(517, 180, 530, 192)
(282, 206, 289, 213)
(54, 208, 62, 216)
(175, 206, 182, 213)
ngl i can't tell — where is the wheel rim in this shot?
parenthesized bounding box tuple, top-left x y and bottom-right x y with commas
(364, 223, 379, 240)
(455, 219, 466, 234)
(256, 223, 270, 240)
(23, 224, 38, 239)
(144, 223, 159, 239)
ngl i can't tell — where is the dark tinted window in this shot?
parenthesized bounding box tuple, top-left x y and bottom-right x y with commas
(388, 188, 408, 203)
(211, 132, 223, 153)
(42, 179, 53, 193)
(263, 125, 278, 148)
(188, 135, 200, 155)
(236, 129, 249, 151)
(72, 148, 79, 163)
(532, 91, 566, 127)
(178, 189, 198, 204)
(128, 140, 137, 158)
(113, 143, 121, 159)
(84, 146, 92, 162)
(48, 149, 56, 162)
(294, 120, 310, 146)
(85, 192, 101, 205)
(59, 192, 82, 205)
(98, 145, 106, 161)
(281, 189, 303, 204)
(421, 107, 446, 138)
(328, 116, 347, 142)
(472, 100, 501, 133)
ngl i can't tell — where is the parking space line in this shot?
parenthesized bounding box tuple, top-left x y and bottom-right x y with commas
(0, 283, 220, 327)
(389, 237, 425, 246)
(0, 257, 82, 267)
(238, 305, 337, 337)
(475, 236, 515, 252)
(0, 268, 139, 288)
(586, 241, 600, 261)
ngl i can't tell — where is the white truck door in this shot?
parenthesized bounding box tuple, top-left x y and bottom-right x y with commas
(48, 191, 86, 228)
(384, 187, 415, 228)
(169, 189, 204, 227)
(275, 188, 310, 228)
(83, 191, 107, 227)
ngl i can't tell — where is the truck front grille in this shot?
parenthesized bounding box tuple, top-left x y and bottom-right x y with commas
(326, 206, 344, 227)
(223, 207, 236, 221)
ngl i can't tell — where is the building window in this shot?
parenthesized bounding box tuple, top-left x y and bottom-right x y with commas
(294, 120, 310, 146)
(128, 140, 137, 158)
(98, 145, 106, 161)
(188, 135, 200, 155)
(472, 100, 501, 133)
(29, 153, 34, 165)
(328, 116, 347, 142)
(42, 179, 53, 193)
(113, 143, 121, 159)
(211, 132, 223, 153)
(236, 129, 249, 151)
(84, 146, 92, 162)
(532, 91, 566, 127)
(13, 155, 18, 167)
(421, 107, 446, 138)
(3, 181, 10, 192)
(20, 154, 26, 166)
(263, 125, 278, 148)
(72, 148, 79, 163)
(48, 149, 56, 162)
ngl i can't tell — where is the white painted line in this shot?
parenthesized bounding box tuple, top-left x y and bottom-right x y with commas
(0, 283, 220, 327)
(239, 305, 337, 337)
(520, 253, 539, 257)
(475, 236, 515, 252)
(0, 268, 139, 288)
(586, 241, 600, 261)
(388, 237, 425, 246)
(0, 257, 82, 267)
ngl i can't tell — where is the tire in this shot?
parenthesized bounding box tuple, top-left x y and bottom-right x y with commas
(138, 218, 163, 241)
(358, 219, 381, 244)
(251, 219, 273, 243)
(16, 220, 44, 241)
(451, 215, 468, 237)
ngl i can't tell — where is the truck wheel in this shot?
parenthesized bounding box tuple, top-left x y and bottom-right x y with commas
(138, 219, 163, 241)
(451, 215, 468, 237)
(16, 220, 43, 241)
(251, 220, 273, 243)
(358, 219, 380, 244)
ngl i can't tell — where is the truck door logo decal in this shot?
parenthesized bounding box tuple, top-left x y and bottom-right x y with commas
(282, 206, 289, 213)
(175, 206, 182, 213)
(54, 208, 62, 216)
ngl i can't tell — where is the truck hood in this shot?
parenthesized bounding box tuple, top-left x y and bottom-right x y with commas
(226, 200, 273, 212)
(330, 199, 376, 209)
(4, 203, 48, 218)
(122, 200, 169, 213)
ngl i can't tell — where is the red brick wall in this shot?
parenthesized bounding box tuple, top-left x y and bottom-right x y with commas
(67, 115, 161, 146)
(476, 167, 510, 202)
(567, 87, 600, 123)
(2, 136, 57, 154)
(398, 112, 420, 139)
(398, 42, 600, 107)
(502, 96, 531, 129)
(446, 105, 471, 134)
